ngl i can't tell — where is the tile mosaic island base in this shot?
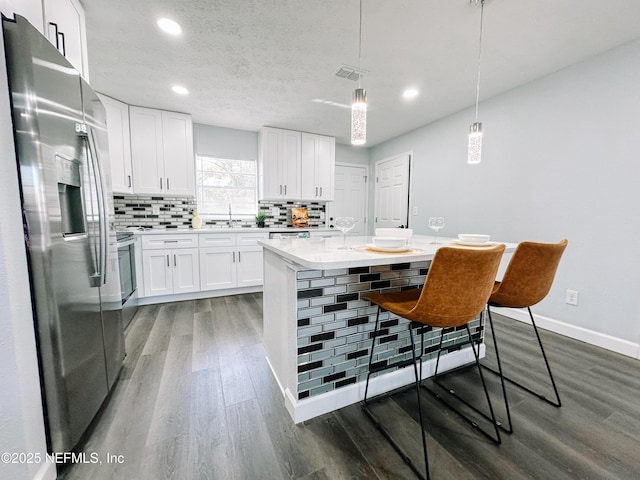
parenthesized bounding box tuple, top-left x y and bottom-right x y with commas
(259, 236, 516, 423)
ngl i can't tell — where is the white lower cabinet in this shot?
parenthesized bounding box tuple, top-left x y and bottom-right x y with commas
(141, 235, 200, 297)
(200, 232, 267, 291)
(200, 247, 237, 290)
(139, 232, 266, 298)
(142, 248, 200, 297)
(236, 246, 264, 287)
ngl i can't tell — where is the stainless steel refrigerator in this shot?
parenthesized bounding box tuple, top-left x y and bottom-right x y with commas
(3, 14, 124, 453)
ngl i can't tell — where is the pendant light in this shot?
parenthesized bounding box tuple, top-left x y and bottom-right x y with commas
(468, 0, 485, 164)
(351, 0, 366, 146)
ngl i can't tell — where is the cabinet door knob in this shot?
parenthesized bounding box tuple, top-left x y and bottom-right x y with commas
(232, 251, 236, 263)
(166, 255, 170, 267)
(238, 251, 241, 262)
(319, 187, 323, 197)
(128, 175, 132, 188)
(166, 178, 170, 190)
(160, 177, 163, 190)
(174, 254, 177, 266)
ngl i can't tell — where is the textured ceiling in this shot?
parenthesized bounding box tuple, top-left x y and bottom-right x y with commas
(81, 0, 640, 146)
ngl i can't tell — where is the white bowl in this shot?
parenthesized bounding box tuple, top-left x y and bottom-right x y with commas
(375, 228, 413, 240)
(458, 233, 491, 243)
(372, 236, 407, 249)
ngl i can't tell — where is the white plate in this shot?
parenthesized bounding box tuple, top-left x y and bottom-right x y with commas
(450, 240, 496, 247)
(366, 243, 412, 253)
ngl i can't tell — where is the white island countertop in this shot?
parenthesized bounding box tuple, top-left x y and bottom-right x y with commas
(259, 235, 516, 270)
(126, 226, 337, 235)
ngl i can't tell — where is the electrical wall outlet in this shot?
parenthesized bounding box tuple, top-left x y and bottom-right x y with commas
(565, 289, 579, 306)
(412, 206, 418, 216)
(152, 204, 160, 215)
(271, 207, 280, 216)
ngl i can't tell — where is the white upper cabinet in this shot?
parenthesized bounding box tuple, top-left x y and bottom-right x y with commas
(161, 111, 195, 196)
(300, 133, 335, 201)
(258, 127, 301, 200)
(43, 0, 89, 79)
(98, 94, 133, 194)
(129, 107, 194, 196)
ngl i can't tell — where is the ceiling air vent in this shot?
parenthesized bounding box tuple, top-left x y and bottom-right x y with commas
(335, 65, 367, 81)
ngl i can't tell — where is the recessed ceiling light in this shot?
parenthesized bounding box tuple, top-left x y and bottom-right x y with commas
(157, 18, 182, 36)
(172, 85, 189, 95)
(402, 88, 419, 100)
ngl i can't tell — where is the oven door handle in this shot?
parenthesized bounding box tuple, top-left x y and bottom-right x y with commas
(117, 239, 136, 247)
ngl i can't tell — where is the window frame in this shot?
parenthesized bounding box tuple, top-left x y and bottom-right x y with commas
(194, 154, 258, 219)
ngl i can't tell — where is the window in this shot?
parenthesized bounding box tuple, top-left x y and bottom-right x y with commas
(195, 155, 257, 216)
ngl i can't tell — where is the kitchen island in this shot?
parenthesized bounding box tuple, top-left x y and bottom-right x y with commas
(259, 235, 516, 423)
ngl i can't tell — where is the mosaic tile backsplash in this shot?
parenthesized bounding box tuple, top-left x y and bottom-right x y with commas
(113, 194, 327, 230)
(295, 262, 483, 399)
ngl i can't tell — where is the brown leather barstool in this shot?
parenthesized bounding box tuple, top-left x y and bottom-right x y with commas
(484, 239, 568, 432)
(362, 243, 506, 480)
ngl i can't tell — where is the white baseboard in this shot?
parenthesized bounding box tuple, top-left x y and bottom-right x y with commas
(281, 345, 483, 424)
(137, 285, 262, 305)
(492, 307, 640, 360)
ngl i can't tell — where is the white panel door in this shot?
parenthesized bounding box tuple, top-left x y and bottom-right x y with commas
(259, 128, 281, 199)
(44, 0, 89, 78)
(200, 247, 236, 291)
(172, 248, 200, 294)
(374, 154, 410, 229)
(281, 129, 301, 199)
(162, 111, 194, 196)
(130, 107, 164, 194)
(300, 134, 317, 199)
(237, 247, 264, 287)
(327, 164, 368, 236)
(99, 94, 132, 194)
(316, 135, 335, 200)
(142, 249, 172, 297)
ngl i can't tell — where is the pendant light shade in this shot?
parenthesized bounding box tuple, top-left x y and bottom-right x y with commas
(468, 0, 485, 164)
(351, 88, 367, 145)
(468, 122, 483, 164)
(351, 0, 367, 146)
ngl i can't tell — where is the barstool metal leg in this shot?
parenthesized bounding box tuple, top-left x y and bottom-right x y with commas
(484, 308, 513, 433)
(362, 308, 430, 480)
(483, 306, 561, 408)
(424, 324, 502, 444)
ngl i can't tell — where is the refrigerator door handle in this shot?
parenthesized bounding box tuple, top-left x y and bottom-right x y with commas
(57, 30, 66, 57)
(87, 127, 109, 286)
(47, 22, 60, 50)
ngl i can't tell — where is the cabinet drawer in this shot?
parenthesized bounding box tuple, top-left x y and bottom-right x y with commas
(237, 232, 268, 246)
(141, 234, 199, 250)
(199, 233, 236, 247)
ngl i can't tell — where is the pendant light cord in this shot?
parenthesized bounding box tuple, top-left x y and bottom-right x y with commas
(474, 0, 484, 122)
(358, 0, 363, 88)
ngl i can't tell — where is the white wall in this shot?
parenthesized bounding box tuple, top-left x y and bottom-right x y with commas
(194, 123, 370, 168)
(194, 123, 258, 160)
(1, 5, 56, 480)
(336, 143, 369, 166)
(370, 39, 640, 353)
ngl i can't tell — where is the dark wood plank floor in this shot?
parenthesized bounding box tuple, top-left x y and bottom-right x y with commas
(63, 294, 640, 479)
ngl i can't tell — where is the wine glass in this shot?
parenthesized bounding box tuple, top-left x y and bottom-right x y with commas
(428, 216, 445, 245)
(335, 217, 356, 250)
